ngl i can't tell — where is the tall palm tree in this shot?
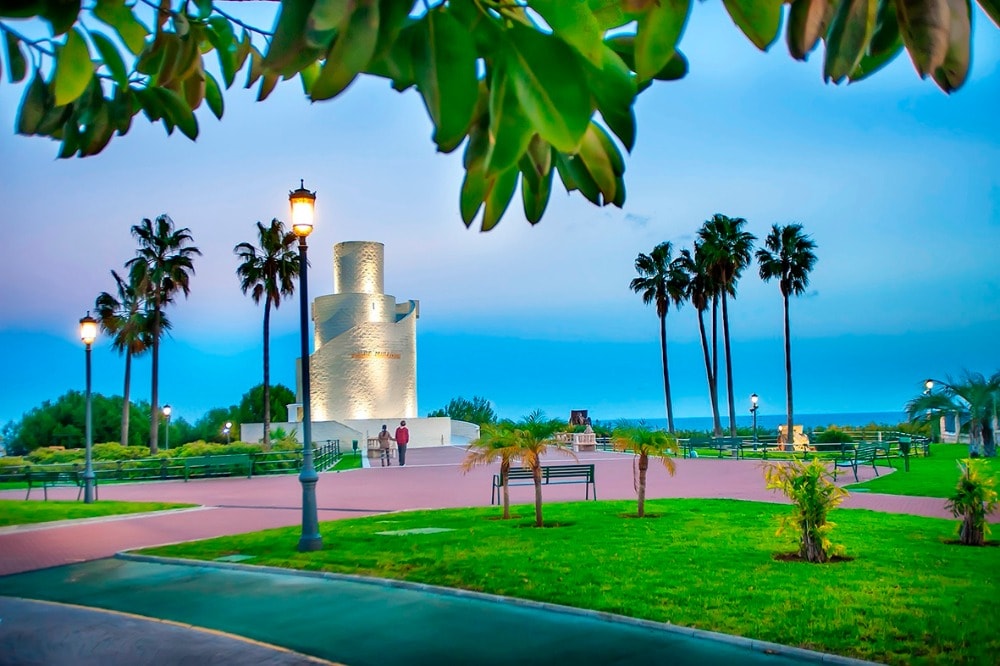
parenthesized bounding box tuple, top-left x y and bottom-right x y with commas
(678, 243, 722, 435)
(756, 223, 817, 452)
(126, 215, 200, 454)
(461, 421, 521, 519)
(234, 219, 300, 450)
(698, 214, 756, 437)
(94, 268, 162, 447)
(630, 242, 688, 433)
(611, 423, 678, 517)
(908, 372, 1000, 457)
(515, 410, 575, 527)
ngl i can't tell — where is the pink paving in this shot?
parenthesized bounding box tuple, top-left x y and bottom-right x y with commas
(0, 447, 968, 577)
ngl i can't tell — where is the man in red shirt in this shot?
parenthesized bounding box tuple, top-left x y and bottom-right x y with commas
(394, 420, 410, 466)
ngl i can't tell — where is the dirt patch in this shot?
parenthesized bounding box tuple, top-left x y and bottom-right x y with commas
(618, 513, 664, 519)
(942, 539, 1000, 547)
(516, 521, 577, 529)
(484, 515, 523, 521)
(773, 552, 854, 563)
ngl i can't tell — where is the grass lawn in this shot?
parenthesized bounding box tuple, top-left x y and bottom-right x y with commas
(331, 454, 362, 471)
(846, 444, 998, 498)
(0, 500, 196, 527)
(139, 498, 999, 665)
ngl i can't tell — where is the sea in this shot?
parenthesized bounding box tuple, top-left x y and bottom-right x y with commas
(601, 412, 910, 433)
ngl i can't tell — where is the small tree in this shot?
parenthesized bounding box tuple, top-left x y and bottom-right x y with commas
(611, 424, 678, 517)
(460, 423, 520, 519)
(764, 459, 847, 563)
(946, 459, 999, 546)
(514, 410, 575, 527)
(427, 396, 497, 425)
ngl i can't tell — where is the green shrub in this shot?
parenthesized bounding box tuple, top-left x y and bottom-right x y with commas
(92, 443, 151, 460)
(0, 457, 28, 471)
(26, 447, 84, 464)
(764, 459, 848, 563)
(946, 459, 999, 546)
(814, 429, 854, 444)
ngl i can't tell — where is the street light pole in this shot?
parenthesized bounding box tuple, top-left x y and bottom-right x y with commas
(291, 180, 322, 552)
(224, 421, 232, 445)
(750, 393, 759, 451)
(80, 312, 98, 504)
(163, 404, 172, 450)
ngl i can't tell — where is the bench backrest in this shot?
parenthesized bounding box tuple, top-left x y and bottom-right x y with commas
(545, 464, 594, 479)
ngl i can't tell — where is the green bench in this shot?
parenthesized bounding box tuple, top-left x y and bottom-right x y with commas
(682, 437, 745, 459)
(181, 454, 252, 481)
(25, 469, 96, 501)
(491, 464, 596, 505)
(833, 442, 893, 482)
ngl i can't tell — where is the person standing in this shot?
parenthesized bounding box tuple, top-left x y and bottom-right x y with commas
(394, 420, 410, 466)
(377, 424, 394, 466)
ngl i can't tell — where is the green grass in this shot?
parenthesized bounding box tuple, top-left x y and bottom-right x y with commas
(846, 444, 998, 498)
(0, 500, 196, 527)
(330, 454, 362, 471)
(139, 498, 999, 665)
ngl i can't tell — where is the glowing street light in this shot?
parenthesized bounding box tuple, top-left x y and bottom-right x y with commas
(163, 404, 172, 450)
(749, 393, 759, 451)
(79, 312, 98, 503)
(223, 421, 233, 444)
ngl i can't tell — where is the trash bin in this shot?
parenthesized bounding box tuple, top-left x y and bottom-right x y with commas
(898, 436, 911, 456)
(352, 440, 359, 455)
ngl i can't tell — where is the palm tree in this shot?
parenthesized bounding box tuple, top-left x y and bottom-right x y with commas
(611, 423, 678, 517)
(630, 242, 689, 433)
(908, 372, 1000, 457)
(756, 223, 817, 453)
(514, 410, 576, 527)
(461, 422, 521, 519)
(698, 214, 756, 437)
(678, 243, 722, 435)
(234, 219, 300, 450)
(126, 215, 200, 454)
(94, 268, 162, 447)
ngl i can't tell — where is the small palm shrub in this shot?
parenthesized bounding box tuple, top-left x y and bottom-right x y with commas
(764, 459, 848, 563)
(946, 459, 999, 546)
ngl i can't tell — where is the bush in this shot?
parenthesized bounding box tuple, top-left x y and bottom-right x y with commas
(92, 443, 151, 460)
(0, 456, 27, 471)
(946, 459, 999, 546)
(26, 447, 84, 464)
(764, 459, 848, 563)
(814, 429, 854, 444)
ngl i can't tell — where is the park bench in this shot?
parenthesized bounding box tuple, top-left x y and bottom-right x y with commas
(682, 437, 745, 459)
(832, 442, 893, 482)
(181, 454, 252, 481)
(491, 464, 596, 505)
(25, 468, 95, 501)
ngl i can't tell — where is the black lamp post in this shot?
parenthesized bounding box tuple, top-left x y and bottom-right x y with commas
(291, 180, 322, 552)
(223, 421, 232, 444)
(79, 312, 98, 503)
(163, 404, 172, 450)
(750, 393, 759, 451)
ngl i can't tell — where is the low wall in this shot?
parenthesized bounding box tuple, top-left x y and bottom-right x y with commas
(241, 417, 470, 450)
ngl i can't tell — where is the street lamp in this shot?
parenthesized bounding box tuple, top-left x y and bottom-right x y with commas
(749, 393, 759, 451)
(163, 404, 172, 450)
(224, 421, 232, 444)
(79, 312, 98, 503)
(291, 179, 322, 552)
(924, 379, 933, 395)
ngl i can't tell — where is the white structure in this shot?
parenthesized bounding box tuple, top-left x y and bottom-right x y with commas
(293, 241, 419, 421)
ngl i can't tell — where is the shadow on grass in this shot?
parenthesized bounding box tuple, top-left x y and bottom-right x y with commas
(617, 513, 665, 519)
(516, 521, 577, 529)
(773, 552, 854, 563)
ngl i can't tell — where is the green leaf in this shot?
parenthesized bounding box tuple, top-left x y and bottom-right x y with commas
(787, 0, 837, 60)
(635, 0, 689, 81)
(485, 63, 533, 176)
(311, 0, 380, 101)
(94, 0, 149, 55)
(41, 0, 81, 36)
(481, 167, 519, 232)
(372, 0, 413, 61)
(519, 150, 553, 224)
(300, 60, 320, 94)
(4, 29, 27, 83)
(307, 0, 353, 49)
(81, 98, 113, 156)
(978, 0, 1000, 27)
(16, 75, 47, 134)
(555, 151, 601, 205)
(366, 21, 416, 90)
(151, 86, 198, 139)
(896, 0, 951, 77)
(931, 0, 971, 92)
(183, 69, 206, 109)
(246, 46, 264, 88)
(722, 0, 784, 50)
(265, 0, 324, 77)
(504, 22, 591, 153)
(824, 0, 878, 83)
(258, 71, 279, 101)
(153, 33, 182, 88)
(576, 122, 617, 203)
(195, 0, 213, 20)
(91, 31, 129, 87)
(207, 15, 238, 88)
(204, 71, 224, 118)
(531, 0, 605, 65)
(235, 30, 252, 72)
(850, 0, 903, 82)
(413, 8, 479, 153)
(57, 117, 80, 158)
(54, 28, 94, 106)
(586, 43, 637, 151)
(588, 0, 629, 30)
(460, 166, 486, 227)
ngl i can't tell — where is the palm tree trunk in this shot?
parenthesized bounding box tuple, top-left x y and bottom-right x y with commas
(981, 418, 996, 457)
(263, 299, 272, 451)
(784, 292, 794, 454)
(697, 308, 721, 436)
(711, 296, 722, 436)
(501, 460, 511, 519)
(533, 465, 543, 527)
(721, 291, 737, 437)
(659, 313, 674, 433)
(149, 304, 160, 455)
(637, 453, 648, 517)
(120, 350, 132, 447)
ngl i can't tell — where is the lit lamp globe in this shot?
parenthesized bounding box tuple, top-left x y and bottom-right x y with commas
(289, 180, 316, 238)
(80, 313, 98, 346)
(924, 379, 934, 393)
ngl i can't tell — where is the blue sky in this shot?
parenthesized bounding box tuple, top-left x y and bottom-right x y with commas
(1, 4, 998, 428)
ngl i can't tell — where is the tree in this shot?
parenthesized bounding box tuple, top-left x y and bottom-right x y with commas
(611, 424, 677, 518)
(513, 410, 575, 527)
(764, 458, 847, 563)
(234, 219, 300, 450)
(3, 391, 150, 451)
(427, 396, 497, 425)
(677, 243, 722, 435)
(237, 383, 297, 429)
(907, 372, 1000, 457)
(94, 267, 159, 451)
(126, 215, 201, 454)
(756, 223, 818, 454)
(946, 459, 998, 545)
(698, 215, 756, 437)
(1, 1, 990, 228)
(630, 242, 688, 433)
(460, 422, 521, 520)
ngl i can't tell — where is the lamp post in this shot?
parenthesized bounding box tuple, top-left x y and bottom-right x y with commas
(224, 421, 232, 444)
(291, 180, 322, 552)
(749, 393, 759, 451)
(79, 312, 98, 504)
(163, 404, 172, 450)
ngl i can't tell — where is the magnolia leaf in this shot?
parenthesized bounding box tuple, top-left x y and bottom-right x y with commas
(635, 0, 689, 81)
(307, 0, 353, 48)
(311, 0, 380, 101)
(520, 152, 554, 224)
(460, 165, 486, 227)
(531, 0, 604, 65)
(896, 0, 951, 77)
(300, 60, 320, 94)
(481, 166, 519, 231)
(93, 0, 148, 55)
(154, 33, 181, 88)
(485, 64, 534, 177)
(195, 0, 212, 20)
(584, 43, 637, 150)
(246, 46, 264, 88)
(931, 0, 971, 91)
(183, 69, 206, 109)
(204, 71, 224, 118)
(17, 75, 47, 134)
(258, 71, 279, 101)
(54, 28, 94, 106)
(505, 23, 591, 154)
(235, 30, 252, 72)
(555, 152, 601, 205)
(3, 29, 27, 83)
(41, 0, 81, 36)
(978, 0, 1000, 27)
(850, 0, 903, 82)
(81, 100, 113, 156)
(207, 16, 238, 88)
(91, 31, 129, 87)
(722, 0, 784, 51)
(372, 0, 412, 61)
(576, 122, 618, 202)
(787, 0, 837, 60)
(588, 0, 630, 30)
(152, 86, 198, 139)
(57, 117, 80, 158)
(265, 0, 324, 77)
(824, 0, 878, 83)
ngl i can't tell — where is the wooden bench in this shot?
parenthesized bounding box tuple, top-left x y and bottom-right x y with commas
(683, 437, 745, 459)
(491, 464, 596, 505)
(25, 469, 96, 501)
(181, 454, 252, 481)
(832, 442, 893, 482)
